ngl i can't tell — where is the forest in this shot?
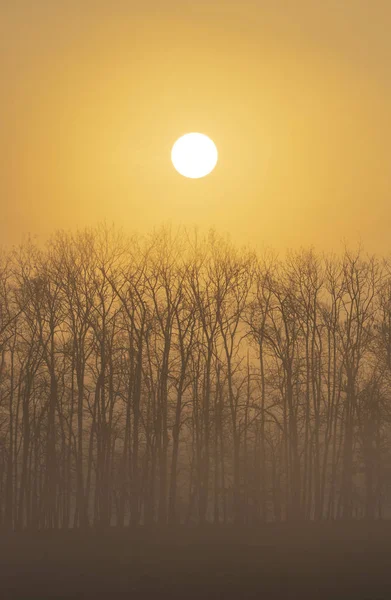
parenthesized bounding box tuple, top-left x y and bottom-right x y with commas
(0, 225, 390, 530)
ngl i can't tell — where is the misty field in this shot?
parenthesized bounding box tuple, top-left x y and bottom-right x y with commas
(1, 523, 391, 599)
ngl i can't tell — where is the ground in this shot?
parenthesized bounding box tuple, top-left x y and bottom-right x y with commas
(1, 523, 390, 599)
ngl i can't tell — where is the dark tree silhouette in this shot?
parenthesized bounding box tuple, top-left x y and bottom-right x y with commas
(0, 227, 390, 529)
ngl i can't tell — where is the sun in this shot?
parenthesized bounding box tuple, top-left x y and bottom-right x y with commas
(171, 133, 218, 179)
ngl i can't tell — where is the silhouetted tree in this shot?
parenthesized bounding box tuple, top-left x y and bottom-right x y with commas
(0, 227, 390, 529)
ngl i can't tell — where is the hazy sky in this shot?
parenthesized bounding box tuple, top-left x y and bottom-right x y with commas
(1, 1, 391, 251)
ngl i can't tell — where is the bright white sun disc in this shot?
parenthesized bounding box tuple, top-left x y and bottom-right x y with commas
(171, 133, 218, 179)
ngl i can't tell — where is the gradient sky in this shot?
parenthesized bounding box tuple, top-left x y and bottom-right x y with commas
(1, 1, 391, 251)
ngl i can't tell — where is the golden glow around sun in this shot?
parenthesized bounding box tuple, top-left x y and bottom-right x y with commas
(171, 133, 218, 179)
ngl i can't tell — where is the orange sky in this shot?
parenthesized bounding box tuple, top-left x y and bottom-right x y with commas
(1, 1, 391, 252)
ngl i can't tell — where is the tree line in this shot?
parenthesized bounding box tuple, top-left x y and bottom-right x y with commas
(0, 226, 391, 529)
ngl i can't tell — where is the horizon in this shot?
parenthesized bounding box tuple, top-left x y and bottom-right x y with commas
(0, 222, 388, 265)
